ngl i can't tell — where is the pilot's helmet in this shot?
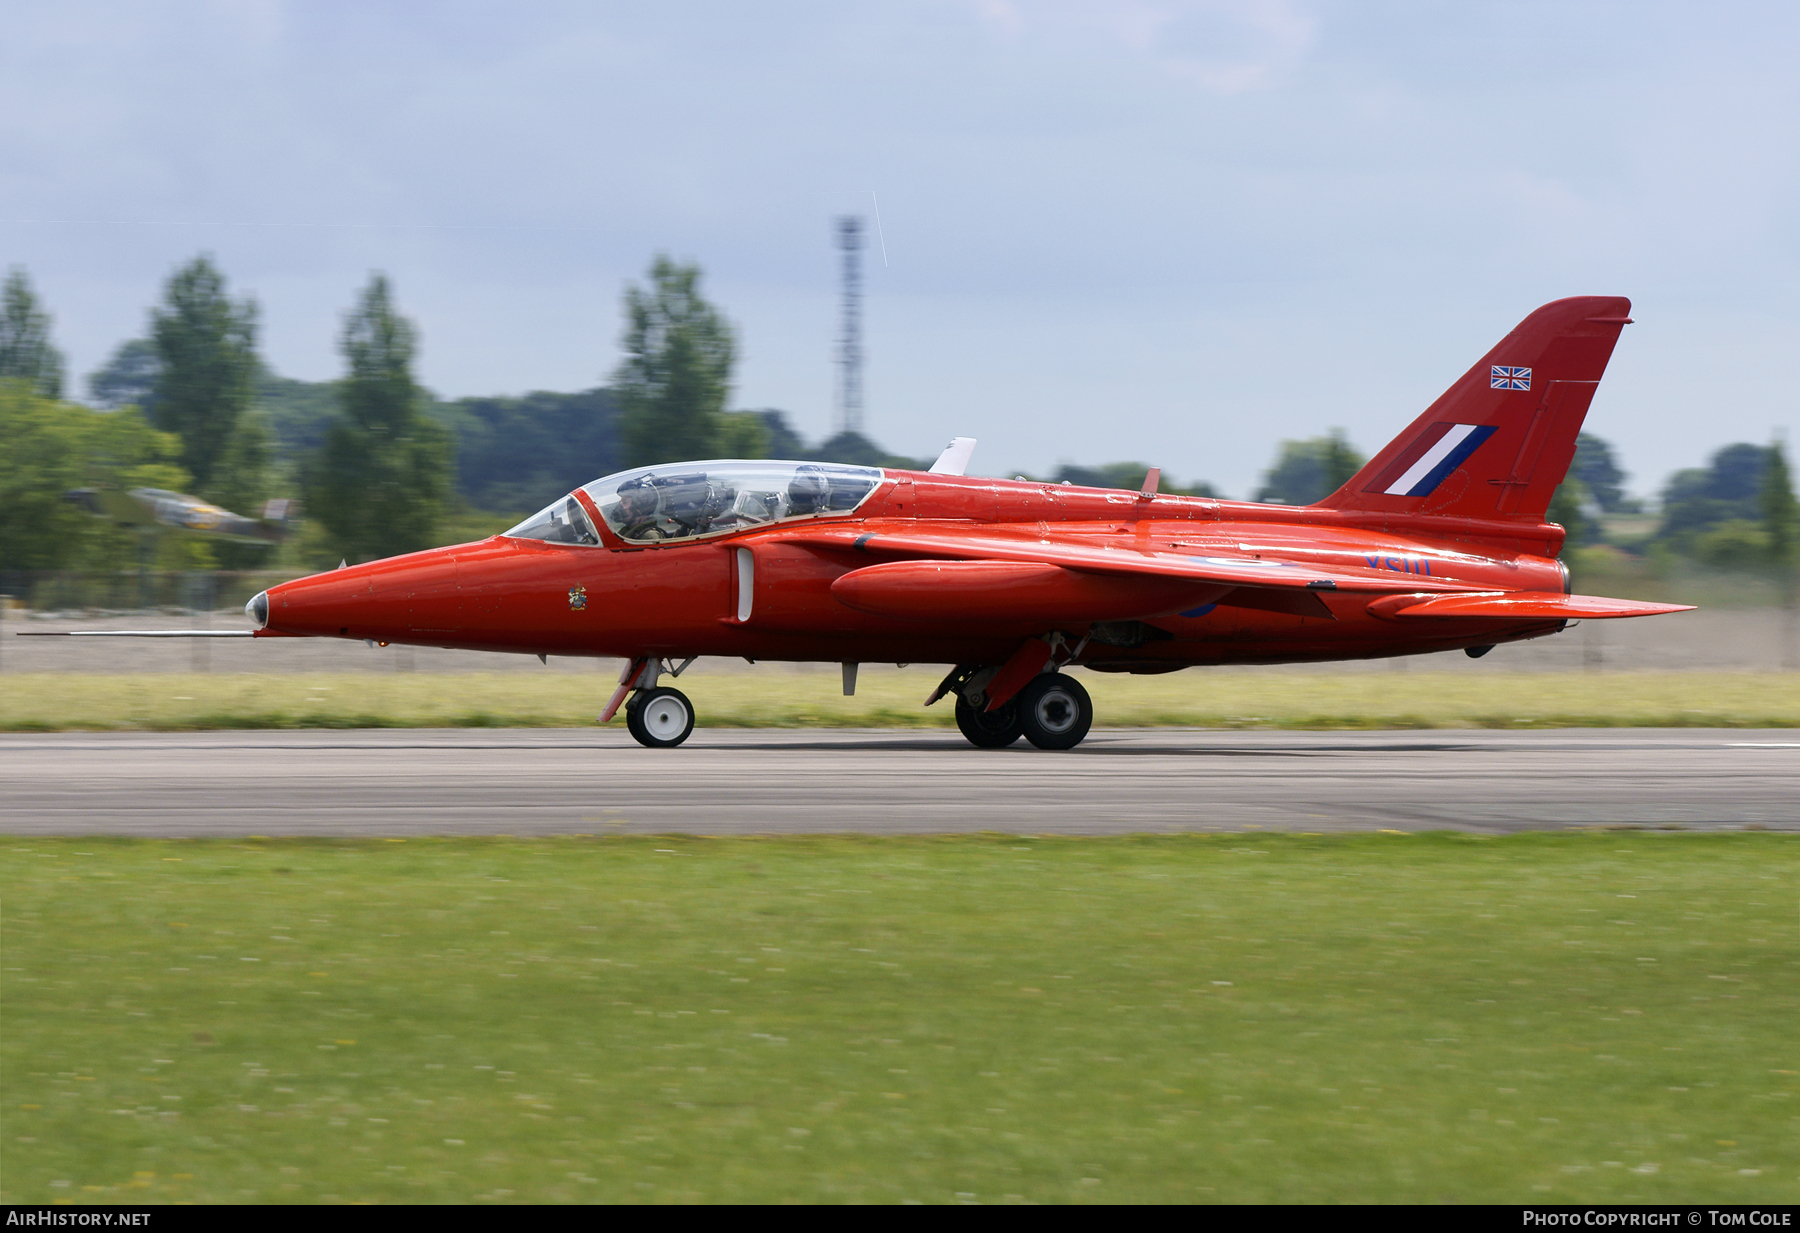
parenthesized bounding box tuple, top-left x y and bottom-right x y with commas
(788, 466, 830, 514)
(617, 475, 659, 518)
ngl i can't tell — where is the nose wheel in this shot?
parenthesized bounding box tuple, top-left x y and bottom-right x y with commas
(625, 686, 695, 748)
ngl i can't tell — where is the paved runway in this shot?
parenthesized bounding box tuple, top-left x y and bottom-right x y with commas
(2, 727, 1797, 836)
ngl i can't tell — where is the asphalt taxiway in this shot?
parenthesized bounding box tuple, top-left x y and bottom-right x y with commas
(2, 727, 1796, 836)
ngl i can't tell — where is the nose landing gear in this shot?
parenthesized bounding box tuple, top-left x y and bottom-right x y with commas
(625, 686, 696, 748)
(604, 656, 700, 748)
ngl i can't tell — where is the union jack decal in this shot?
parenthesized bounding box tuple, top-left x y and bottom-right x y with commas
(1491, 365, 1531, 390)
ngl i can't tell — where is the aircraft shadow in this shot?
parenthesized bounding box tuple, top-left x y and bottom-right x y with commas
(688, 735, 1487, 757)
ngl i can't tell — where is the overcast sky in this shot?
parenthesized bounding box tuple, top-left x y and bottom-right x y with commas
(4, 1, 1797, 498)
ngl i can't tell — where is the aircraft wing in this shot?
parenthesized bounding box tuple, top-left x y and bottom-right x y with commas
(775, 526, 1472, 596)
(1369, 592, 1694, 620)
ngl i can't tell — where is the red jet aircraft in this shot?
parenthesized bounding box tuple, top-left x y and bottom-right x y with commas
(240, 295, 1689, 750)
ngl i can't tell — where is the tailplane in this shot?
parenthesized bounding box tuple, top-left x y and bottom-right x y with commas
(1317, 296, 1632, 522)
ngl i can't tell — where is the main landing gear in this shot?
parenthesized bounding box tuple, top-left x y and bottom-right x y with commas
(1016, 673, 1094, 750)
(954, 692, 1023, 747)
(944, 666, 1095, 751)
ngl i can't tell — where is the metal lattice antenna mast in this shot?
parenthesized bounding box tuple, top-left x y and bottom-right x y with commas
(835, 216, 864, 437)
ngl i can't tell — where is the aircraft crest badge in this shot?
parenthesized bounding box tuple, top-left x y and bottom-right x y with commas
(568, 585, 587, 611)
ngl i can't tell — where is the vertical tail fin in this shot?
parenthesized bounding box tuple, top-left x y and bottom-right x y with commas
(1317, 296, 1632, 521)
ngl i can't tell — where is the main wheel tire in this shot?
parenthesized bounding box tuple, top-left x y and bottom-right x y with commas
(1017, 673, 1093, 750)
(955, 693, 1024, 748)
(627, 686, 695, 748)
(623, 691, 648, 743)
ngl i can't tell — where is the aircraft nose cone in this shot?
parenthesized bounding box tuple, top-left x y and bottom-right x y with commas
(246, 590, 269, 628)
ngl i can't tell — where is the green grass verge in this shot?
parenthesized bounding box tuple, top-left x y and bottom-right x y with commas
(3, 670, 1800, 731)
(3, 834, 1795, 1203)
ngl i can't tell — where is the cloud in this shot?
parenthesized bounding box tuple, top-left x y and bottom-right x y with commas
(966, 0, 1317, 93)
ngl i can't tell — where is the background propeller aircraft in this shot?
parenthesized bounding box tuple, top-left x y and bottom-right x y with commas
(228, 297, 1683, 748)
(66, 487, 291, 545)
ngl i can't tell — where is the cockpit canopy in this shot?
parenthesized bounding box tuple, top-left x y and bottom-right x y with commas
(503, 493, 601, 546)
(503, 460, 884, 546)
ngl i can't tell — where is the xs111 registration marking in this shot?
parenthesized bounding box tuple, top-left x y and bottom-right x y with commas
(1365, 555, 1434, 575)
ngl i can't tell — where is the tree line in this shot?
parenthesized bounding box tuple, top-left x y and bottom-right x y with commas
(3, 254, 1003, 572)
(3, 255, 907, 572)
(2, 260, 449, 571)
(2, 255, 1795, 588)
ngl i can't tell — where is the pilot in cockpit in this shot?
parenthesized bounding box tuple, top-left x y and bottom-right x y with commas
(788, 466, 831, 516)
(616, 477, 684, 541)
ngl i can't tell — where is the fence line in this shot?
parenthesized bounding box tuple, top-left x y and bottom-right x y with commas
(0, 570, 305, 614)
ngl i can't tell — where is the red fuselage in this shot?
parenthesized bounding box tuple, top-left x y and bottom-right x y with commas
(258, 471, 1570, 671)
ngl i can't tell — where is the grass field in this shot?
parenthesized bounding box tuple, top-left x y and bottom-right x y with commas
(2, 834, 1795, 1204)
(3, 670, 1799, 731)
